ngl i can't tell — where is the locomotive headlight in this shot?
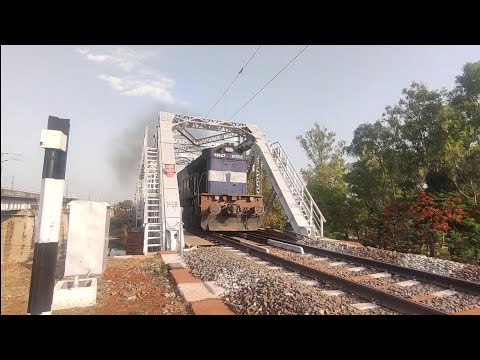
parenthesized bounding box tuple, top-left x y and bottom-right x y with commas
(224, 146, 234, 153)
(210, 204, 221, 215)
(249, 197, 254, 201)
(214, 195, 220, 200)
(254, 205, 265, 215)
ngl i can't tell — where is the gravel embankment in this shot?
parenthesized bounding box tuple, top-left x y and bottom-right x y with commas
(270, 248, 480, 313)
(421, 293, 480, 313)
(299, 239, 480, 283)
(182, 247, 397, 315)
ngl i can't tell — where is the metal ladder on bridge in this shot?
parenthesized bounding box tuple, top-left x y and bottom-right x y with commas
(143, 146, 163, 253)
(269, 142, 325, 238)
(247, 124, 325, 239)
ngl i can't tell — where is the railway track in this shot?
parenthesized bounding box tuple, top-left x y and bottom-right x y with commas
(186, 229, 480, 315)
(194, 231, 444, 314)
(184, 233, 397, 315)
(246, 230, 480, 297)
(234, 230, 480, 314)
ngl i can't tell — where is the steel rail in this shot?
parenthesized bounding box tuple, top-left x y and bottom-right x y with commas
(201, 231, 448, 315)
(245, 230, 480, 297)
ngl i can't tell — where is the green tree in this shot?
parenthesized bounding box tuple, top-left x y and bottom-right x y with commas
(297, 123, 347, 189)
(457, 144, 480, 205)
(119, 200, 134, 211)
(450, 61, 480, 131)
(447, 196, 480, 262)
(344, 61, 479, 261)
(297, 123, 353, 238)
(448, 62, 480, 203)
(345, 120, 411, 208)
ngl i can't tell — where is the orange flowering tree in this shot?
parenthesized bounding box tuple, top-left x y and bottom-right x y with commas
(376, 192, 465, 256)
(377, 200, 418, 252)
(408, 192, 464, 257)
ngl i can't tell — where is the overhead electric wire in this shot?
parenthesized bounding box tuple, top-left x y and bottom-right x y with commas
(204, 45, 262, 118)
(229, 45, 310, 120)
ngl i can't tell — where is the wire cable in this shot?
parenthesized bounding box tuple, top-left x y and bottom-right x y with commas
(205, 45, 262, 118)
(229, 45, 310, 120)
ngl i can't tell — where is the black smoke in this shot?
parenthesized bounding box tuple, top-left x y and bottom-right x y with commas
(108, 103, 199, 193)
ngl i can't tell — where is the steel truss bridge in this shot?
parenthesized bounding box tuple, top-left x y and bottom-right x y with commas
(134, 112, 325, 253)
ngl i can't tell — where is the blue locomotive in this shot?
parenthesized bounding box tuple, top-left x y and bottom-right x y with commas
(177, 143, 264, 231)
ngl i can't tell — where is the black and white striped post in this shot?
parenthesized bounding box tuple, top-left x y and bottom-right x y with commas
(27, 116, 70, 315)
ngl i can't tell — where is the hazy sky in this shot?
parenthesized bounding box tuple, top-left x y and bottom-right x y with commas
(2, 45, 479, 204)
